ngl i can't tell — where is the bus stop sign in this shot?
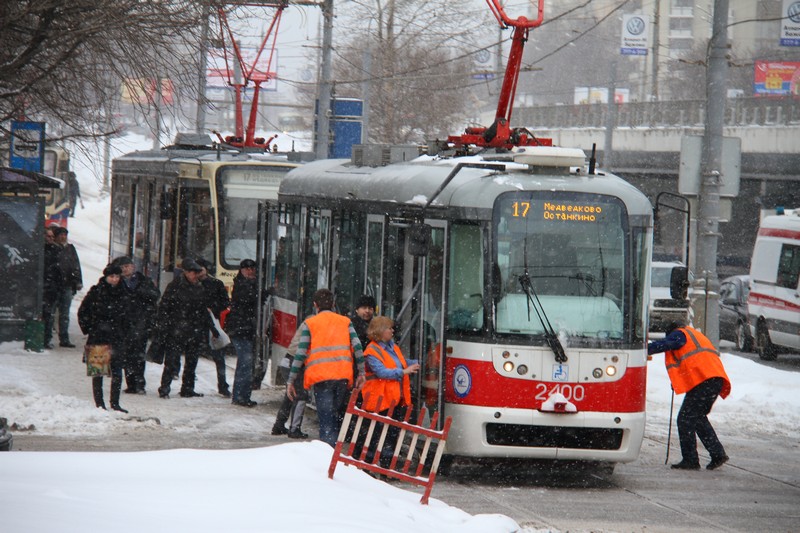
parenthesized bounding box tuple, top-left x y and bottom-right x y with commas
(10, 121, 46, 173)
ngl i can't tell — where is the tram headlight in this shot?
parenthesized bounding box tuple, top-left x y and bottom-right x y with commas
(503, 361, 515, 372)
(516, 364, 528, 375)
(502, 350, 511, 359)
(606, 365, 617, 377)
(592, 368, 603, 379)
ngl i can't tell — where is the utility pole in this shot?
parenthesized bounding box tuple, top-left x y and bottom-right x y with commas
(315, 0, 334, 159)
(603, 61, 617, 169)
(195, 4, 210, 135)
(650, 0, 660, 101)
(693, 0, 729, 344)
(361, 47, 371, 143)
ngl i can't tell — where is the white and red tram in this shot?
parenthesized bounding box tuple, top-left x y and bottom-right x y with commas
(261, 145, 653, 467)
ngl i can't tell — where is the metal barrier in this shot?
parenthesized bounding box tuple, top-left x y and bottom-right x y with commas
(327, 390, 452, 504)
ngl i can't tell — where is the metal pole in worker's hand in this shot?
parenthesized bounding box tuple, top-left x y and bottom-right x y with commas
(665, 389, 675, 464)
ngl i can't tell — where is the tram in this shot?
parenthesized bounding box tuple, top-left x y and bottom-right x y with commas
(260, 145, 653, 466)
(41, 146, 72, 227)
(109, 134, 299, 291)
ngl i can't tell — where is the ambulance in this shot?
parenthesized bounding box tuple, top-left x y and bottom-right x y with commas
(748, 209, 800, 360)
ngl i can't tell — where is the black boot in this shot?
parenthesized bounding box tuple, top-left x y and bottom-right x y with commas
(110, 375, 128, 413)
(93, 377, 106, 409)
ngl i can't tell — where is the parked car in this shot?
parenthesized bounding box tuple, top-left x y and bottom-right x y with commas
(649, 261, 692, 332)
(719, 275, 753, 352)
(0, 417, 12, 452)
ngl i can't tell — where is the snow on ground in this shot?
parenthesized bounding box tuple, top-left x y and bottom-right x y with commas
(1, 132, 799, 532)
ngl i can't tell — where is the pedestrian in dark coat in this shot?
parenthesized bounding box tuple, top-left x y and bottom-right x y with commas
(226, 259, 260, 407)
(155, 258, 213, 399)
(78, 264, 129, 412)
(197, 258, 231, 397)
(42, 227, 63, 349)
(112, 256, 160, 395)
(68, 172, 82, 217)
(53, 226, 82, 348)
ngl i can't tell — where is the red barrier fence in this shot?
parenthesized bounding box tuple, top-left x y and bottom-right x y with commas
(327, 390, 452, 504)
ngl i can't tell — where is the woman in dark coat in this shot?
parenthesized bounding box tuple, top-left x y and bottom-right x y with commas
(78, 264, 129, 412)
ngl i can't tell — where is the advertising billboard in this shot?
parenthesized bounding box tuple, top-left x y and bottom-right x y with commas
(754, 60, 800, 96)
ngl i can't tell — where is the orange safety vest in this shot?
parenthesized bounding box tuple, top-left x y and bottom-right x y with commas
(303, 312, 355, 389)
(361, 341, 412, 413)
(665, 327, 731, 398)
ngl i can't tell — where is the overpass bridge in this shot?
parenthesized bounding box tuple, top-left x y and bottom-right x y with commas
(514, 97, 800, 275)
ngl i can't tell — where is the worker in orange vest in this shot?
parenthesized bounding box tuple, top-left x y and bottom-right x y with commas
(359, 316, 420, 466)
(648, 321, 731, 470)
(287, 289, 366, 446)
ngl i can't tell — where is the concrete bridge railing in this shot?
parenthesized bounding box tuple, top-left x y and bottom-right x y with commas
(515, 97, 800, 130)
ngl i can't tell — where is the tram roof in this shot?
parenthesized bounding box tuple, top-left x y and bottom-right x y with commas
(112, 147, 297, 175)
(279, 155, 653, 218)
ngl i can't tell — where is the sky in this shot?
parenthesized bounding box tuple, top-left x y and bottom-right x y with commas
(1, 133, 799, 532)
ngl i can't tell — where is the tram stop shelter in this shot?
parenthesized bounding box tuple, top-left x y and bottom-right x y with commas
(0, 167, 62, 349)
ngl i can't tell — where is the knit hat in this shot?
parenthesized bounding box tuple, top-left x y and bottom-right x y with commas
(355, 294, 376, 310)
(112, 256, 134, 267)
(180, 258, 203, 272)
(239, 258, 256, 269)
(103, 264, 122, 277)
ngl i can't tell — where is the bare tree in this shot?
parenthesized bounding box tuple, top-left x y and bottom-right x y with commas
(327, 0, 493, 144)
(0, 0, 210, 140)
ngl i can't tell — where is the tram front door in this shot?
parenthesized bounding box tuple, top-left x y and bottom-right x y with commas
(374, 220, 447, 427)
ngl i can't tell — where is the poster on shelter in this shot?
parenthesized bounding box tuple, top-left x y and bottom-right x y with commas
(0, 198, 42, 321)
(754, 60, 800, 96)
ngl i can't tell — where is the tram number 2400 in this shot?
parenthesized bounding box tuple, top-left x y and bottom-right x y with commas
(534, 383, 586, 402)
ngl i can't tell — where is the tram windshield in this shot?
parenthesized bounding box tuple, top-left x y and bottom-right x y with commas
(217, 166, 290, 270)
(493, 192, 629, 341)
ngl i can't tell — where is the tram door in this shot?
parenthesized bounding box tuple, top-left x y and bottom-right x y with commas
(382, 220, 447, 426)
(254, 201, 278, 387)
(364, 215, 385, 311)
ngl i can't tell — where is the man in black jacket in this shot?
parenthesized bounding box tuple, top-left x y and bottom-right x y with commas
(42, 227, 63, 350)
(112, 256, 160, 395)
(226, 259, 260, 407)
(53, 227, 82, 348)
(155, 258, 213, 399)
(197, 258, 231, 397)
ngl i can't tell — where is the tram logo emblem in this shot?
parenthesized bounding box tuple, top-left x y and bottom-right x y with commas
(453, 364, 472, 398)
(552, 364, 568, 382)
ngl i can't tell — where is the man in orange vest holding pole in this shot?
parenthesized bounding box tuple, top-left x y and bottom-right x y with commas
(287, 289, 366, 446)
(648, 320, 731, 470)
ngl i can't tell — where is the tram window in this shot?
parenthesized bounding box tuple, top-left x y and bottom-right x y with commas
(146, 183, 160, 280)
(178, 186, 215, 265)
(132, 183, 148, 270)
(447, 223, 484, 333)
(333, 213, 366, 315)
(110, 178, 132, 258)
(217, 166, 289, 270)
(493, 193, 627, 340)
(274, 205, 302, 301)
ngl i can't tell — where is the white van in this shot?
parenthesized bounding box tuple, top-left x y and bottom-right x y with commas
(748, 209, 800, 360)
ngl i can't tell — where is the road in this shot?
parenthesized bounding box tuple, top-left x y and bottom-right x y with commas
(9, 351, 800, 533)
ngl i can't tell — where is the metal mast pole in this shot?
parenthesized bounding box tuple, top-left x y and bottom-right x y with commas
(693, 0, 728, 344)
(195, 4, 210, 134)
(315, 0, 334, 159)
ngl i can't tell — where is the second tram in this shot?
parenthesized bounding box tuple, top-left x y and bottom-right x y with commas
(110, 134, 299, 292)
(262, 145, 653, 467)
